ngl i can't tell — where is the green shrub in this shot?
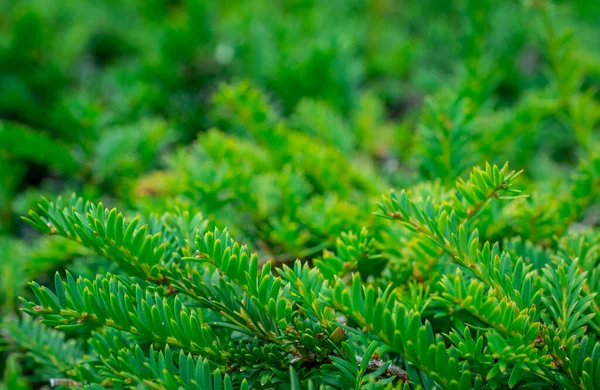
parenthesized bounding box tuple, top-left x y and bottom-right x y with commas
(2, 0, 600, 389)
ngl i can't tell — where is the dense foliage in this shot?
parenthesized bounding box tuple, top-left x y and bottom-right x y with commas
(2, 0, 600, 389)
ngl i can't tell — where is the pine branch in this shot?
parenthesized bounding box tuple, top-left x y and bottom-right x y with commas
(20, 272, 223, 360)
(92, 344, 245, 390)
(2, 316, 97, 385)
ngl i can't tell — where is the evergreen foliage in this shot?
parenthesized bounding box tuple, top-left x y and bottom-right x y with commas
(2, 0, 600, 389)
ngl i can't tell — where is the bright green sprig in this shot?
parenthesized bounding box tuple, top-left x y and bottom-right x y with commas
(23, 196, 167, 279)
(91, 343, 245, 390)
(20, 272, 222, 359)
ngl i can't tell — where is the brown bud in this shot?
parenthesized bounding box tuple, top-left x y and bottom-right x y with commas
(329, 326, 346, 344)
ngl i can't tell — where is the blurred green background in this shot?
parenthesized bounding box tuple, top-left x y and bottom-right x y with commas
(2, 0, 599, 229)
